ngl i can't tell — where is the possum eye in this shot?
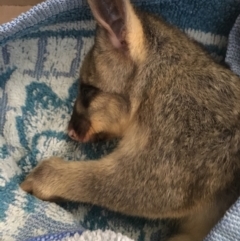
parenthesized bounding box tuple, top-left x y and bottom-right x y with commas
(81, 84, 98, 97)
(80, 83, 99, 108)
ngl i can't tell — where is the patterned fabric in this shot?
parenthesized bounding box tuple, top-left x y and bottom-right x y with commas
(0, 0, 239, 240)
(27, 230, 133, 241)
(226, 14, 240, 77)
(26, 231, 83, 241)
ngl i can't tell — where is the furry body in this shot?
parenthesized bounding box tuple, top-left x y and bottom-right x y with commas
(21, 1, 240, 240)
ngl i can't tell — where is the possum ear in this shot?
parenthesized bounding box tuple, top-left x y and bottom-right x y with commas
(88, 0, 145, 61)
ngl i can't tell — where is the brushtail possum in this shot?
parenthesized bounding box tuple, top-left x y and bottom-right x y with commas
(21, 0, 240, 240)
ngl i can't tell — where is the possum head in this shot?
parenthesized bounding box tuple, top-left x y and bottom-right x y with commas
(68, 0, 147, 142)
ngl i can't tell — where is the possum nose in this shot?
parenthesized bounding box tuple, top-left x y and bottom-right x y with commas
(68, 129, 78, 140)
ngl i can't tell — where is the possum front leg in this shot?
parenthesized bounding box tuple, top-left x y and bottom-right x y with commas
(20, 152, 225, 241)
(20, 151, 162, 218)
(20, 148, 227, 241)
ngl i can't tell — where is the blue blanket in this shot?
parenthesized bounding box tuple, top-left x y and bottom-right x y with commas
(0, 0, 239, 240)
